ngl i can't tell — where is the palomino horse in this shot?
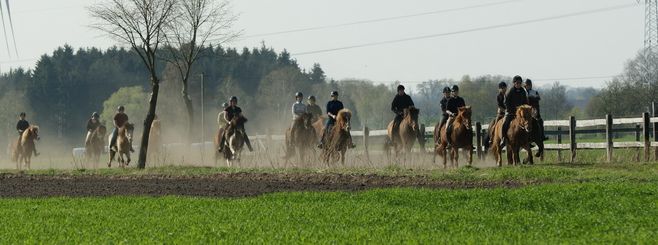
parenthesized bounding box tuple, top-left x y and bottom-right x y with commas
(433, 106, 473, 168)
(222, 115, 248, 166)
(489, 105, 534, 167)
(108, 122, 134, 168)
(85, 125, 107, 165)
(11, 126, 40, 170)
(312, 115, 327, 139)
(320, 109, 352, 168)
(384, 106, 421, 161)
(284, 112, 317, 165)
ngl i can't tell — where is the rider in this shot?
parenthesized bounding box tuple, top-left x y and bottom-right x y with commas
(390, 84, 424, 144)
(217, 102, 229, 129)
(109, 106, 133, 153)
(17, 112, 40, 156)
(525, 79, 549, 141)
(436, 86, 451, 144)
(496, 82, 508, 122)
(444, 85, 466, 147)
(500, 75, 529, 146)
(306, 95, 323, 123)
(218, 96, 254, 153)
(317, 90, 356, 149)
(85, 111, 101, 151)
(289, 92, 308, 148)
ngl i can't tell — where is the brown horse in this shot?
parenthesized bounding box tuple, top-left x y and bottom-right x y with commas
(222, 115, 248, 166)
(312, 115, 327, 139)
(433, 106, 473, 168)
(320, 109, 352, 168)
(11, 126, 40, 170)
(108, 122, 134, 168)
(85, 125, 107, 165)
(529, 116, 545, 160)
(284, 112, 317, 164)
(147, 119, 163, 161)
(384, 106, 421, 160)
(489, 105, 534, 167)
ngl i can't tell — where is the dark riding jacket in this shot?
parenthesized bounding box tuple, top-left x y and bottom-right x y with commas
(439, 97, 449, 116)
(306, 104, 323, 121)
(87, 119, 100, 132)
(224, 106, 243, 122)
(391, 93, 414, 115)
(446, 96, 466, 117)
(527, 89, 540, 108)
(326, 100, 344, 119)
(113, 113, 129, 128)
(497, 92, 506, 116)
(17, 119, 29, 133)
(504, 87, 529, 114)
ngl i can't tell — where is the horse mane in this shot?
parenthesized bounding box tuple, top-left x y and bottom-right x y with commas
(294, 112, 310, 125)
(22, 126, 39, 142)
(405, 106, 420, 118)
(228, 115, 248, 130)
(454, 106, 472, 124)
(516, 105, 533, 119)
(123, 122, 135, 130)
(336, 109, 352, 125)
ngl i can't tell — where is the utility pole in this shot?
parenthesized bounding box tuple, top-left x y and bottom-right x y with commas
(640, 0, 658, 51)
(200, 72, 205, 164)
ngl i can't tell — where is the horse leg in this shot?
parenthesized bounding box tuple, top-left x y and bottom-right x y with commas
(126, 152, 131, 166)
(506, 147, 513, 166)
(523, 145, 533, 165)
(452, 148, 459, 168)
(467, 147, 473, 166)
(340, 150, 346, 168)
(108, 151, 115, 167)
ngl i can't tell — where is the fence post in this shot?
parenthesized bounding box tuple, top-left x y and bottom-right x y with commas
(475, 122, 482, 160)
(420, 124, 426, 153)
(606, 114, 613, 163)
(557, 126, 562, 162)
(363, 126, 369, 159)
(636, 124, 641, 141)
(569, 116, 576, 163)
(266, 128, 272, 150)
(644, 112, 650, 162)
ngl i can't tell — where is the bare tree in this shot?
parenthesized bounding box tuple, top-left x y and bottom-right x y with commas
(542, 81, 573, 120)
(161, 0, 241, 146)
(87, 0, 177, 169)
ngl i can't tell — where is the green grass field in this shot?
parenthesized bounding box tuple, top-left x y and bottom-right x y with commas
(1, 162, 658, 243)
(0, 182, 656, 244)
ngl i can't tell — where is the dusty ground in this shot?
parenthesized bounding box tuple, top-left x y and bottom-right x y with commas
(0, 172, 527, 198)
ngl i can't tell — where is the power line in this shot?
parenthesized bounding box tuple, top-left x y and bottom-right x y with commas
(293, 3, 641, 56)
(244, 0, 522, 38)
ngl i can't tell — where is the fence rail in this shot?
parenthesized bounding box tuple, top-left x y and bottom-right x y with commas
(257, 113, 658, 163)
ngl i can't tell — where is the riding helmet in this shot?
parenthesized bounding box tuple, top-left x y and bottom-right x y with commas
(330, 91, 339, 96)
(513, 75, 523, 82)
(524, 79, 532, 86)
(498, 82, 507, 89)
(308, 95, 316, 101)
(397, 85, 405, 91)
(229, 96, 238, 102)
(117, 106, 125, 111)
(450, 85, 459, 92)
(92, 111, 100, 117)
(442, 87, 451, 93)
(295, 92, 303, 98)
(222, 102, 229, 108)
(19, 112, 26, 116)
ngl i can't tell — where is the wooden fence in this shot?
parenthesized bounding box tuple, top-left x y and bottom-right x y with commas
(255, 113, 658, 163)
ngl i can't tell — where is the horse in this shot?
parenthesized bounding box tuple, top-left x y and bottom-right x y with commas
(320, 109, 352, 168)
(284, 112, 317, 165)
(222, 115, 248, 166)
(85, 125, 107, 165)
(107, 122, 134, 168)
(147, 119, 163, 161)
(489, 105, 534, 167)
(312, 115, 327, 139)
(529, 116, 545, 160)
(433, 106, 473, 168)
(384, 106, 421, 161)
(213, 126, 225, 166)
(11, 126, 40, 170)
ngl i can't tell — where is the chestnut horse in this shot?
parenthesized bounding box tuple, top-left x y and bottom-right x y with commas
(284, 112, 317, 164)
(85, 125, 107, 165)
(222, 115, 248, 166)
(108, 122, 134, 168)
(11, 126, 40, 170)
(384, 106, 421, 161)
(529, 116, 545, 160)
(312, 115, 327, 139)
(489, 105, 534, 167)
(433, 106, 473, 168)
(320, 109, 352, 168)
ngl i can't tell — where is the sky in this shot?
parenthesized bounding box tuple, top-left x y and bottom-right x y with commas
(0, 0, 648, 90)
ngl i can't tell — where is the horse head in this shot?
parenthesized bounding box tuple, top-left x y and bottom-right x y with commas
(229, 115, 248, 131)
(336, 109, 352, 132)
(456, 106, 472, 130)
(96, 125, 107, 138)
(515, 105, 533, 133)
(151, 119, 161, 135)
(404, 106, 420, 131)
(295, 112, 313, 129)
(24, 126, 40, 141)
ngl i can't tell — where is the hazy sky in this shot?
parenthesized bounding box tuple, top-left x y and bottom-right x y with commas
(0, 0, 647, 90)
